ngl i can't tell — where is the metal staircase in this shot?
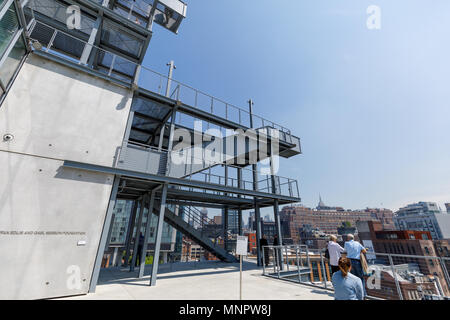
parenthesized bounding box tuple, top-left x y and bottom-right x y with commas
(153, 202, 238, 263)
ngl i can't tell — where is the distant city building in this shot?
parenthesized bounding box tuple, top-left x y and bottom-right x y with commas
(245, 232, 257, 254)
(298, 224, 330, 249)
(280, 201, 391, 243)
(222, 209, 240, 235)
(337, 221, 357, 236)
(173, 207, 186, 261)
(110, 200, 134, 244)
(110, 200, 175, 247)
(364, 208, 395, 230)
(253, 221, 277, 241)
(181, 236, 205, 262)
(202, 223, 222, 239)
(366, 263, 443, 300)
(200, 208, 208, 227)
(248, 211, 255, 230)
(213, 215, 222, 225)
(316, 195, 344, 211)
(357, 220, 450, 297)
(394, 202, 450, 240)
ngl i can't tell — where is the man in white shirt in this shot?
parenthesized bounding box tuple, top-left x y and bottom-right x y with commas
(327, 235, 344, 274)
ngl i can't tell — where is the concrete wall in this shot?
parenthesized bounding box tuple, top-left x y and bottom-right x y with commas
(0, 53, 132, 299)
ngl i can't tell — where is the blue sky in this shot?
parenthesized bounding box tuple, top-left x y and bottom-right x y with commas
(142, 0, 450, 214)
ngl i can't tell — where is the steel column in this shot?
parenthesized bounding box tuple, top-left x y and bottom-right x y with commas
(165, 60, 176, 97)
(79, 18, 100, 65)
(388, 255, 403, 300)
(438, 258, 450, 293)
(248, 98, 263, 266)
(138, 189, 156, 278)
(320, 252, 328, 289)
(123, 200, 138, 267)
(237, 168, 243, 236)
(130, 196, 146, 271)
(89, 176, 120, 293)
(150, 183, 169, 286)
(104, 213, 116, 256)
(223, 207, 229, 251)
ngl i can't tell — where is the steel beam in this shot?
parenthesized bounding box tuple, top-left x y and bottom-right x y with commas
(138, 189, 156, 278)
(63, 160, 301, 202)
(223, 207, 228, 251)
(89, 176, 120, 293)
(150, 183, 168, 286)
(123, 200, 138, 267)
(248, 99, 262, 266)
(237, 167, 243, 236)
(130, 196, 146, 271)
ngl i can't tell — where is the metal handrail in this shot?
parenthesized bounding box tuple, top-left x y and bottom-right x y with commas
(140, 64, 292, 134)
(120, 139, 300, 198)
(261, 245, 450, 300)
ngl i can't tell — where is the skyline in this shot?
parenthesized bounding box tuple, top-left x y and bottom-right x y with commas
(204, 197, 450, 225)
(142, 0, 450, 213)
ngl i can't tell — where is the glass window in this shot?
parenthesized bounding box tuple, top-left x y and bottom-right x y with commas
(0, 3, 20, 55)
(0, 36, 25, 87)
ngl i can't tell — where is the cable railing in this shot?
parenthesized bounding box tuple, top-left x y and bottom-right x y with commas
(25, 19, 294, 139)
(169, 149, 300, 199)
(118, 140, 300, 199)
(261, 245, 450, 300)
(139, 65, 292, 135)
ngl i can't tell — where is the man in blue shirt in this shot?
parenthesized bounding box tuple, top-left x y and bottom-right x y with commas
(344, 234, 367, 297)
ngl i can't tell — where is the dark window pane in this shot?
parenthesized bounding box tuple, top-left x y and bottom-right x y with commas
(0, 36, 26, 87)
(0, 3, 19, 55)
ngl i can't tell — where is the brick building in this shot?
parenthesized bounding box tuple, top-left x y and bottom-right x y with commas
(366, 264, 441, 300)
(357, 220, 450, 297)
(279, 204, 394, 243)
(245, 232, 257, 254)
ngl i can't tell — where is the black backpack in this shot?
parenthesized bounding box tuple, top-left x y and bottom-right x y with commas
(324, 243, 330, 260)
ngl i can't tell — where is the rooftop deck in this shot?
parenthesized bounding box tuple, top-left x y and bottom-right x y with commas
(58, 260, 334, 300)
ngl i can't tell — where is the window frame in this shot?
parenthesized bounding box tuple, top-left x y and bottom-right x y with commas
(0, 0, 29, 102)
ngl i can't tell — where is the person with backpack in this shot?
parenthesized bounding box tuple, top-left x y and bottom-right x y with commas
(327, 235, 345, 274)
(344, 234, 367, 296)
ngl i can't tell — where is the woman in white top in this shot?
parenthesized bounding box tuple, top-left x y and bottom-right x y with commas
(327, 235, 345, 274)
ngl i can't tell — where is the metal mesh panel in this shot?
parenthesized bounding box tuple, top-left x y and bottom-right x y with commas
(96, 50, 136, 79)
(101, 19, 143, 57)
(131, 97, 170, 120)
(0, 2, 20, 55)
(52, 31, 84, 58)
(116, 0, 151, 18)
(129, 130, 151, 143)
(112, 2, 147, 26)
(27, 0, 95, 35)
(132, 116, 159, 132)
(29, 21, 54, 45)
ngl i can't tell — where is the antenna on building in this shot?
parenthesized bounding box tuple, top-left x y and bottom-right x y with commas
(165, 60, 176, 97)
